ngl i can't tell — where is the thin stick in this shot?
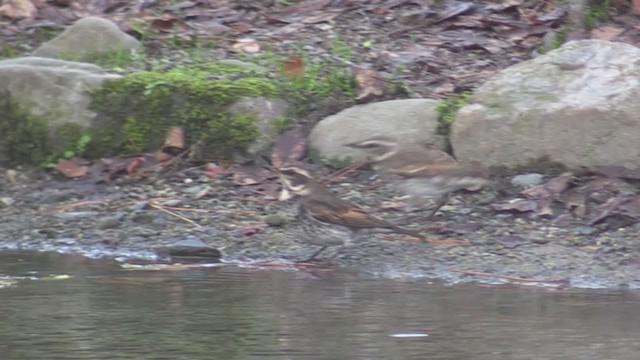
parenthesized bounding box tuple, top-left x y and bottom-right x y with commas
(149, 202, 203, 229)
(449, 269, 567, 283)
(321, 160, 368, 183)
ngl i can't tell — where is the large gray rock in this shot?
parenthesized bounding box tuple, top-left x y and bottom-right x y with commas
(0, 57, 121, 163)
(452, 40, 640, 168)
(33, 16, 141, 62)
(309, 99, 444, 164)
(0, 57, 121, 128)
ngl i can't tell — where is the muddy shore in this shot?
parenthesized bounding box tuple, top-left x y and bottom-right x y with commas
(1, 167, 638, 290)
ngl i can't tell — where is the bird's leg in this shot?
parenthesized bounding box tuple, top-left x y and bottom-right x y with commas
(426, 194, 451, 219)
(297, 246, 328, 263)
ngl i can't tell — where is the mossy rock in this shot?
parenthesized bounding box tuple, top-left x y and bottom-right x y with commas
(89, 63, 282, 160)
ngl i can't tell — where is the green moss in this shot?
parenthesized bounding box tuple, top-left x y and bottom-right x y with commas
(0, 94, 50, 165)
(436, 92, 471, 137)
(89, 63, 278, 159)
(585, 0, 612, 29)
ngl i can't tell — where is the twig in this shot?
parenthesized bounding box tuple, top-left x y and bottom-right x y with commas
(321, 160, 368, 183)
(38, 200, 112, 215)
(149, 202, 203, 229)
(449, 269, 568, 283)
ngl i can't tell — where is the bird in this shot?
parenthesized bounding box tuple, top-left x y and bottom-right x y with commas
(277, 165, 426, 262)
(345, 136, 490, 218)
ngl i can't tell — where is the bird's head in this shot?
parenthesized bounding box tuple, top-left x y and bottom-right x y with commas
(344, 136, 399, 161)
(277, 165, 314, 196)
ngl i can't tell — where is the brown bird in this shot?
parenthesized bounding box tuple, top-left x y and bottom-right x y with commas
(277, 165, 426, 261)
(345, 136, 490, 218)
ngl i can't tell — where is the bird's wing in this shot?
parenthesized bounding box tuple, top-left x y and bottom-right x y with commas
(304, 196, 396, 230)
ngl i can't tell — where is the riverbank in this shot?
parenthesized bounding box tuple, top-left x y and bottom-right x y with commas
(1, 167, 638, 289)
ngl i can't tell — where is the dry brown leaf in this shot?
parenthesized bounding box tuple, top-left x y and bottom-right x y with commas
(355, 69, 385, 101)
(232, 165, 272, 186)
(282, 55, 304, 78)
(56, 158, 90, 178)
(162, 126, 185, 155)
(231, 38, 260, 53)
(586, 165, 640, 180)
(126, 157, 145, 175)
(633, 0, 640, 15)
(0, 0, 37, 19)
(149, 14, 179, 32)
(230, 22, 252, 33)
(591, 26, 624, 41)
(271, 125, 306, 168)
(302, 12, 338, 24)
(203, 162, 231, 179)
(492, 199, 539, 213)
(273, 0, 331, 15)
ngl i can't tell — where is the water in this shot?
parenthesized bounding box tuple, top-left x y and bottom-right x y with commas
(1, 251, 639, 360)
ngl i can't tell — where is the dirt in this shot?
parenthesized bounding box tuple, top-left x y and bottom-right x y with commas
(1, 1, 640, 288)
(0, 166, 638, 289)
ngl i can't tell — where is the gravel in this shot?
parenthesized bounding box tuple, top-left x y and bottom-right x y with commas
(0, 169, 639, 289)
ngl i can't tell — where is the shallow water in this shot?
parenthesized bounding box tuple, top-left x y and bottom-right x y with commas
(1, 251, 639, 360)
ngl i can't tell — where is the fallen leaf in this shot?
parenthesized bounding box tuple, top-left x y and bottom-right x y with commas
(273, 0, 331, 15)
(126, 157, 146, 175)
(521, 172, 573, 199)
(0, 0, 37, 19)
(231, 38, 260, 53)
(230, 22, 252, 33)
(233, 164, 273, 186)
(271, 125, 306, 168)
(203, 162, 231, 179)
(302, 11, 339, 24)
(355, 68, 386, 101)
(282, 55, 304, 78)
(492, 199, 539, 213)
(237, 224, 263, 236)
(162, 126, 185, 156)
(149, 14, 179, 32)
(586, 165, 640, 180)
(56, 158, 90, 178)
(634, 0, 640, 15)
(591, 26, 624, 41)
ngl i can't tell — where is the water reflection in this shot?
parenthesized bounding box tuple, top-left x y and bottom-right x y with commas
(1, 251, 639, 360)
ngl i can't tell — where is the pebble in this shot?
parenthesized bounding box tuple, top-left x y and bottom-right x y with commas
(263, 214, 288, 227)
(0, 197, 15, 207)
(511, 173, 544, 187)
(96, 217, 122, 230)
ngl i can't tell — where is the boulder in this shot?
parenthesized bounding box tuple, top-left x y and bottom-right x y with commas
(0, 57, 121, 164)
(33, 16, 141, 62)
(309, 99, 444, 164)
(451, 40, 640, 168)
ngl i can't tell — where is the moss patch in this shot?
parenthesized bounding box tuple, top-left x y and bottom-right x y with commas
(89, 63, 278, 159)
(0, 95, 50, 166)
(89, 60, 356, 160)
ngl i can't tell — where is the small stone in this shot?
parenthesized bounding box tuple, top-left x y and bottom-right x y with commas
(511, 173, 544, 187)
(54, 238, 78, 246)
(96, 217, 122, 230)
(156, 238, 222, 260)
(53, 211, 99, 220)
(263, 214, 287, 227)
(498, 235, 529, 249)
(183, 185, 206, 195)
(130, 212, 156, 224)
(0, 197, 15, 207)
